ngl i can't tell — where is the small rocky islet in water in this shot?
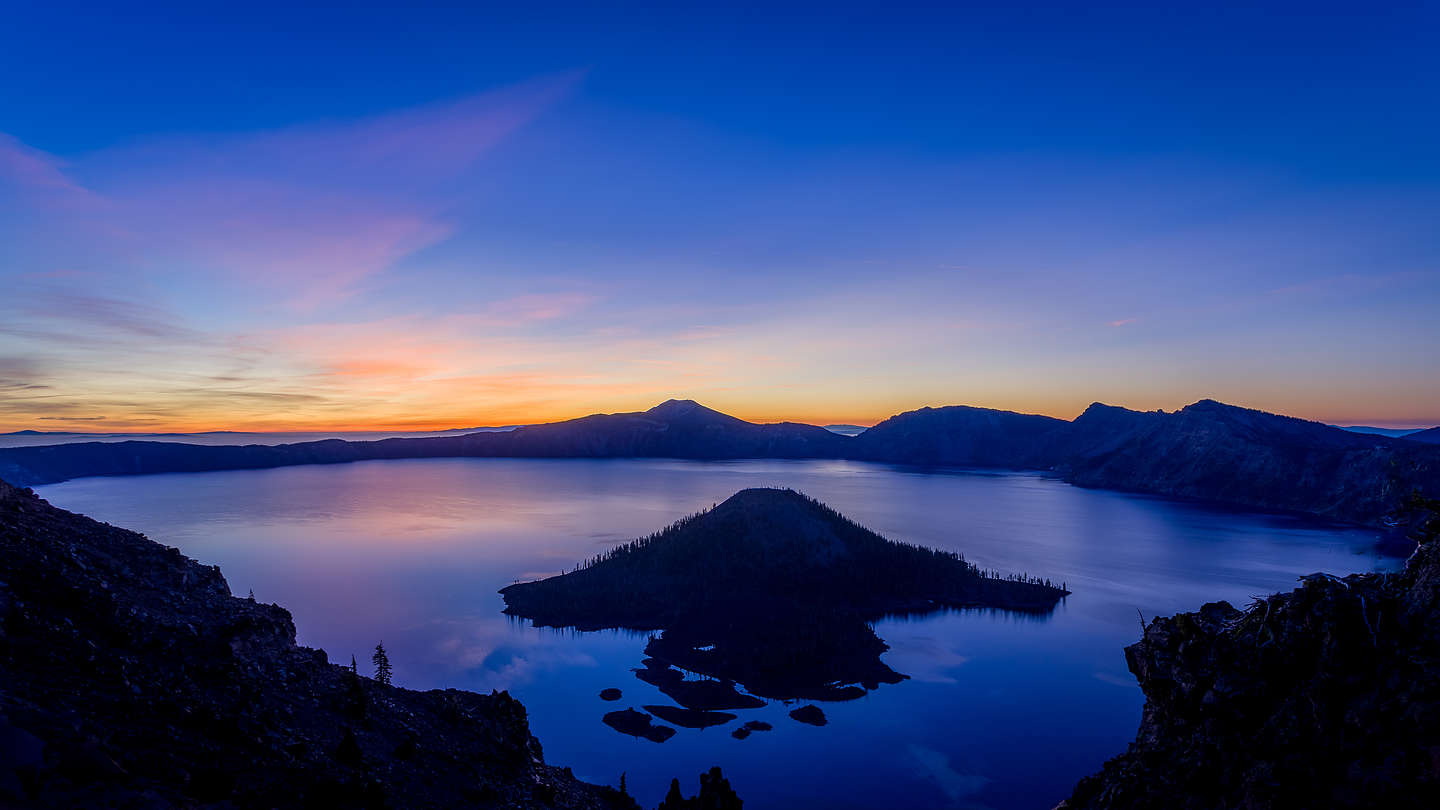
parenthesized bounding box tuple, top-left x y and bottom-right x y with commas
(501, 488, 1068, 738)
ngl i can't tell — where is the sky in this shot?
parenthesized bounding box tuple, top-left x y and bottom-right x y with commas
(2, 1, 1438, 432)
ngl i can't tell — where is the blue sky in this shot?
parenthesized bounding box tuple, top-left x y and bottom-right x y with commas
(2, 1, 1437, 429)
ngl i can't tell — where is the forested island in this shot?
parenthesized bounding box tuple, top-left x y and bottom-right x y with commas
(502, 488, 1067, 727)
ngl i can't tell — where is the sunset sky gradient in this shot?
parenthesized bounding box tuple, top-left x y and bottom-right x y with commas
(3, 2, 1438, 431)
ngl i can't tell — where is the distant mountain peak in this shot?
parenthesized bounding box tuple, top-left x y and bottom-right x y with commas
(647, 398, 706, 415)
(643, 399, 742, 424)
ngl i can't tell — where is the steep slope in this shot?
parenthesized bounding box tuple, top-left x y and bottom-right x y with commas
(852, 404, 1067, 467)
(0, 476, 650, 809)
(1059, 400, 1440, 525)
(1061, 496, 1440, 809)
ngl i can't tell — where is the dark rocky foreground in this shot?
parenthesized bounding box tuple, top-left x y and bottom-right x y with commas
(1060, 495, 1440, 809)
(0, 476, 732, 809)
(3, 398, 1437, 529)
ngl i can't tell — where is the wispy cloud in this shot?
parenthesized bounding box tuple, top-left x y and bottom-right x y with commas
(1, 71, 583, 309)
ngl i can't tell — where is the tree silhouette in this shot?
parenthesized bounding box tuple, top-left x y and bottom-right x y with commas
(350, 654, 358, 675)
(372, 642, 392, 686)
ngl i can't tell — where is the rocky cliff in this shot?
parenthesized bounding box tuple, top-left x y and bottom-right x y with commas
(1060, 495, 1440, 809)
(0, 476, 720, 809)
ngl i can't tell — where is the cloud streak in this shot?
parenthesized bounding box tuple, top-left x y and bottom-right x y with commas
(2, 72, 583, 309)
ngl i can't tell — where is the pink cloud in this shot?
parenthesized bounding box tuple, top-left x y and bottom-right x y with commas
(1, 71, 584, 309)
(0, 133, 85, 194)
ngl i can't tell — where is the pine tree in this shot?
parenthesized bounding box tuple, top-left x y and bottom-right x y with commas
(350, 654, 358, 675)
(372, 642, 392, 686)
(247, 588, 255, 600)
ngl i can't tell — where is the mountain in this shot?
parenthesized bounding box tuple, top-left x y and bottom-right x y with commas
(500, 487, 1068, 629)
(852, 404, 1068, 467)
(1341, 425, 1424, 438)
(474, 399, 851, 459)
(1061, 495, 1440, 809)
(1058, 400, 1440, 525)
(0, 400, 850, 488)
(3, 397, 1438, 528)
(1405, 426, 1440, 445)
(0, 476, 727, 809)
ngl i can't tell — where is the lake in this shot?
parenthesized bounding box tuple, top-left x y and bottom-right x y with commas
(36, 458, 1397, 809)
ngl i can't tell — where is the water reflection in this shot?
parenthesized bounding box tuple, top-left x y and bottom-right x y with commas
(35, 458, 1396, 810)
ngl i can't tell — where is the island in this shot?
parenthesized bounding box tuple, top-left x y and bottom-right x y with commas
(501, 488, 1068, 729)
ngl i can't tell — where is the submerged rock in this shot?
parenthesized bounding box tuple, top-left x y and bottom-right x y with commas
(653, 678, 766, 712)
(788, 705, 827, 726)
(742, 720, 773, 732)
(602, 708, 675, 744)
(599, 688, 622, 701)
(642, 705, 736, 729)
(730, 728, 750, 740)
(1061, 494, 1440, 809)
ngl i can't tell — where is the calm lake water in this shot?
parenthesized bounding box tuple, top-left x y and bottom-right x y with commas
(37, 458, 1397, 809)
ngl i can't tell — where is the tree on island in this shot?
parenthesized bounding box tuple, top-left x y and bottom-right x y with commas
(350, 654, 358, 675)
(372, 642, 392, 686)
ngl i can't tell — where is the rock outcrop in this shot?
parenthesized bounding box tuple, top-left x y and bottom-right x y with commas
(0, 475, 726, 809)
(1060, 495, 1440, 809)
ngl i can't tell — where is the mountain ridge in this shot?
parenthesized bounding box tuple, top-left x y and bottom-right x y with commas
(3, 398, 1437, 528)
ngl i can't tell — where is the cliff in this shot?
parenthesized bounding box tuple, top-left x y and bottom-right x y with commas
(1060, 495, 1440, 809)
(0, 476, 721, 809)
